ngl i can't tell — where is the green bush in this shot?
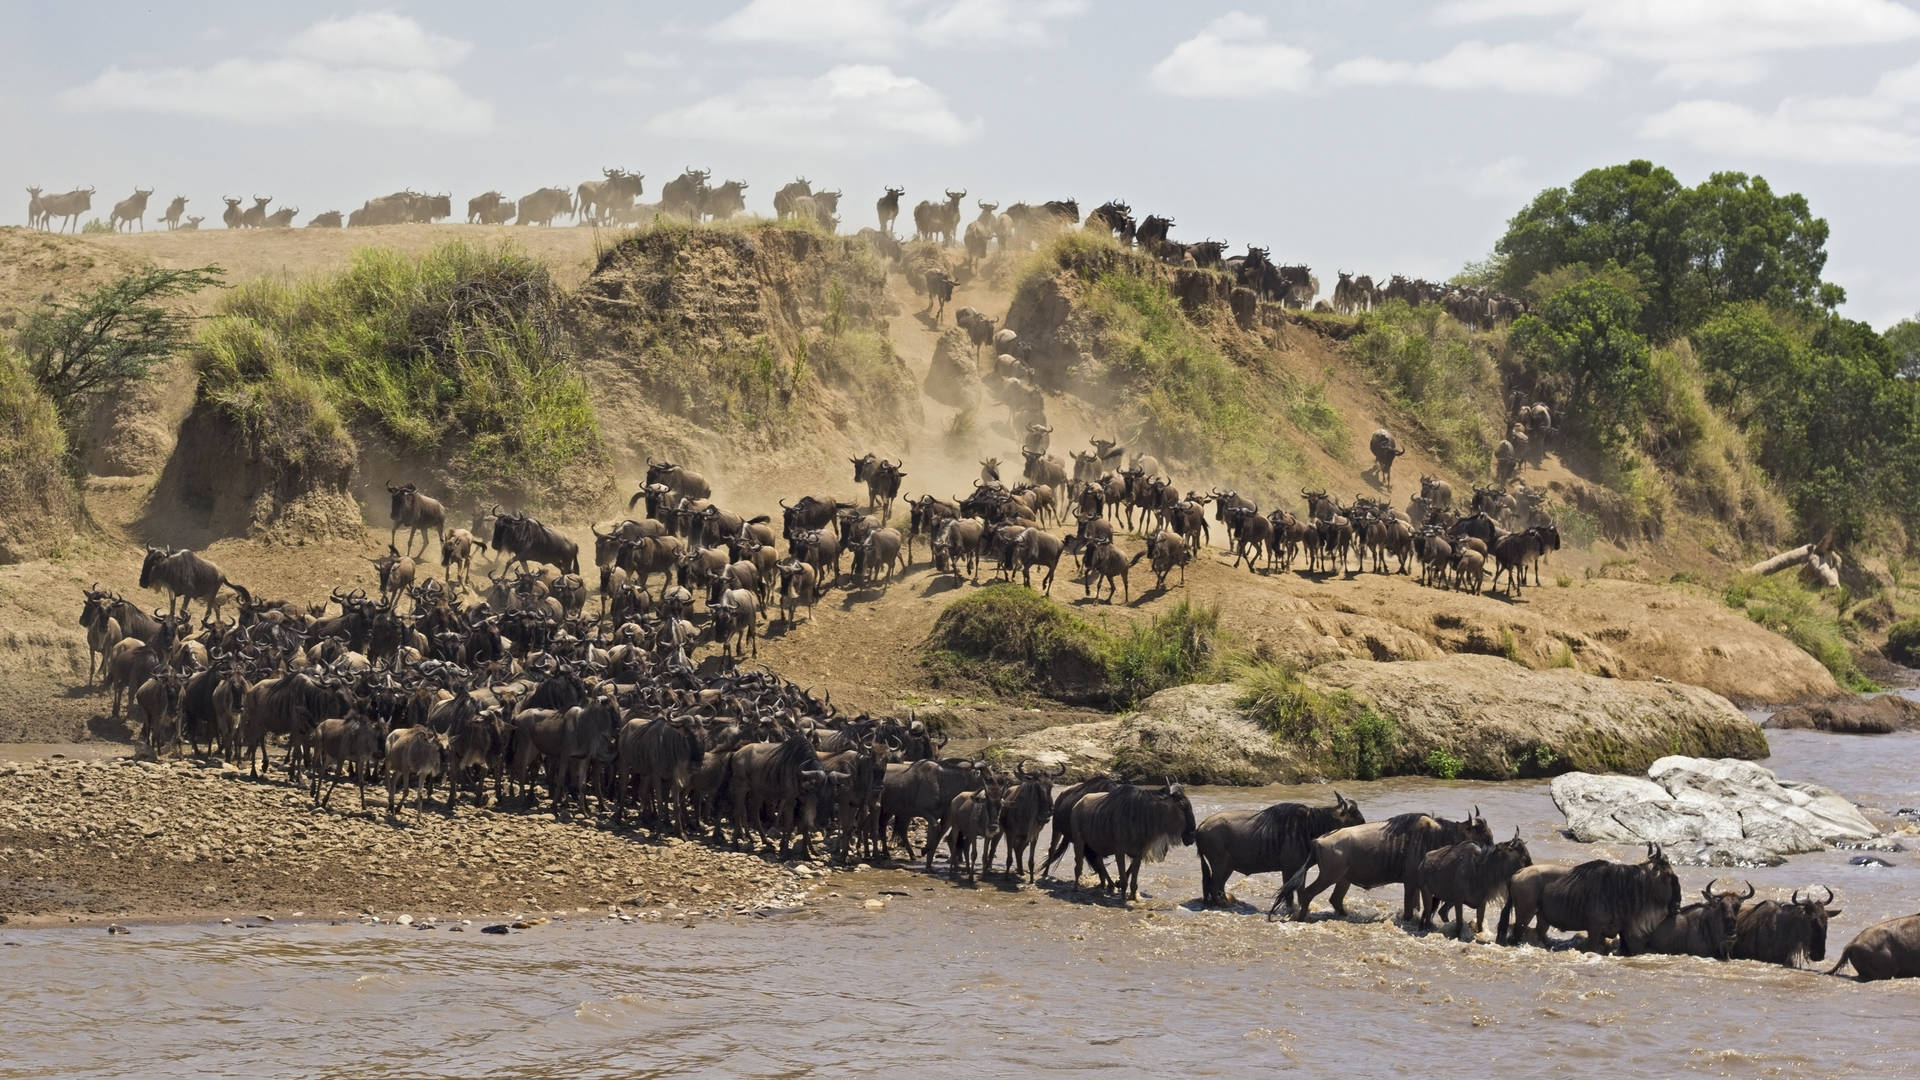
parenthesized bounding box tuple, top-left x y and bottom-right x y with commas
(922, 586, 1222, 708)
(1347, 301, 1502, 476)
(1425, 747, 1464, 780)
(1724, 573, 1877, 691)
(197, 240, 603, 503)
(1236, 660, 1402, 780)
(1885, 618, 1920, 668)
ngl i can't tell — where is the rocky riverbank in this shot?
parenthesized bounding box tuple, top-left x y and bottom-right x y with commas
(0, 755, 819, 925)
(1000, 655, 1767, 784)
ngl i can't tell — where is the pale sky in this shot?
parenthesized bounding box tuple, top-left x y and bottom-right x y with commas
(3, 1, 1917, 327)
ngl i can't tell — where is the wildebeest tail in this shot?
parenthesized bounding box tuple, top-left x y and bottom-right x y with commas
(223, 578, 251, 606)
(1270, 857, 1317, 918)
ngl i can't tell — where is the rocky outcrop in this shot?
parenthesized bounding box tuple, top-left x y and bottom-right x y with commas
(1552, 756, 1886, 866)
(1303, 655, 1768, 778)
(999, 656, 1770, 785)
(922, 327, 981, 410)
(1766, 695, 1920, 734)
(1000, 684, 1312, 785)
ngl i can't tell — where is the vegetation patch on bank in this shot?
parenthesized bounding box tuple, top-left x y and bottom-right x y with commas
(0, 347, 76, 562)
(1722, 573, 1877, 692)
(197, 240, 608, 508)
(921, 584, 1221, 709)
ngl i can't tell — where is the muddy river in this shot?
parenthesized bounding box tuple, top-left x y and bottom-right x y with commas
(6, 732, 1920, 1078)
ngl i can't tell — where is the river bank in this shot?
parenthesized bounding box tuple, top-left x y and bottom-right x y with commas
(0, 755, 809, 927)
(5, 732, 1920, 1079)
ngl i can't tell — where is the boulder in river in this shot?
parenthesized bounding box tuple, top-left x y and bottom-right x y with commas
(1551, 755, 1887, 866)
(1765, 695, 1920, 734)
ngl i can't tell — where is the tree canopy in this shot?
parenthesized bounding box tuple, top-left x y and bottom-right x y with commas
(15, 265, 224, 424)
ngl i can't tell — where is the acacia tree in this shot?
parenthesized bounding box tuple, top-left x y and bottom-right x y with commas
(15, 265, 224, 424)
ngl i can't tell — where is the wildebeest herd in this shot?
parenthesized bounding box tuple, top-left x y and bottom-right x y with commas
(71, 440, 1920, 979)
(21, 171, 1527, 326)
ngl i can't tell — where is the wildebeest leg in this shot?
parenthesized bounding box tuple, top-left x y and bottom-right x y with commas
(1327, 881, 1352, 917)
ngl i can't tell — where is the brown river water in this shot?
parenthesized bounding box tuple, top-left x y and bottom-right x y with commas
(6, 730, 1920, 1078)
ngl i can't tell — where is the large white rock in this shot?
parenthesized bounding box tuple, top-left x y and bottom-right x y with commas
(1552, 755, 1883, 866)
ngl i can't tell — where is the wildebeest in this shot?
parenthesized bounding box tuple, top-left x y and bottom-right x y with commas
(875, 185, 905, 234)
(645, 460, 712, 501)
(40, 186, 95, 232)
(1275, 810, 1493, 922)
(1081, 539, 1132, 603)
(1368, 429, 1405, 493)
(513, 186, 573, 227)
(575, 168, 644, 224)
(386, 482, 445, 559)
(703, 179, 751, 222)
(880, 757, 984, 862)
(488, 509, 580, 575)
(439, 528, 485, 587)
(160, 196, 188, 230)
(385, 725, 450, 815)
(1416, 831, 1533, 939)
(1647, 880, 1752, 960)
(1527, 844, 1682, 955)
(311, 711, 383, 810)
(140, 545, 248, 621)
(1066, 781, 1197, 900)
(982, 761, 1063, 881)
(1734, 886, 1840, 968)
(924, 269, 956, 323)
(937, 779, 1006, 882)
(1195, 792, 1365, 907)
(913, 189, 966, 245)
(613, 714, 705, 833)
(110, 188, 154, 232)
(660, 166, 711, 219)
(729, 728, 829, 859)
(1828, 913, 1920, 981)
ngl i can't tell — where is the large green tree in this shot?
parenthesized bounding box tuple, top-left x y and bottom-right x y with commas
(1494, 161, 1836, 340)
(1508, 276, 1652, 451)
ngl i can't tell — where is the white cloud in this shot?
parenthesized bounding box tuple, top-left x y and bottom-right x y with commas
(1330, 40, 1608, 95)
(709, 0, 908, 57)
(917, 0, 1089, 46)
(706, 0, 1087, 54)
(62, 59, 492, 134)
(1640, 97, 1920, 165)
(646, 64, 982, 149)
(1436, 0, 1920, 87)
(1148, 12, 1313, 98)
(1876, 59, 1920, 103)
(286, 11, 470, 70)
(60, 13, 489, 134)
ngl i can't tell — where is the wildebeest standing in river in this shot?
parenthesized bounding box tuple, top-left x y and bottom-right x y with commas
(1828, 913, 1920, 981)
(1066, 781, 1197, 900)
(1273, 809, 1492, 921)
(1195, 792, 1364, 907)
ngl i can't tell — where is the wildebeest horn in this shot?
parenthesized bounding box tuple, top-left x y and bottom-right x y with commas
(1472, 805, 1481, 820)
(1740, 880, 1755, 899)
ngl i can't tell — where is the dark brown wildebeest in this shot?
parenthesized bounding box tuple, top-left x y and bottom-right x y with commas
(1067, 781, 1197, 900)
(703, 179, 751, 221)
(311, 709, 383, 810)
(1530, 844, 1682, 955)
(924, 269, 956, 323)
(370, 545, 416, 607)
(1417, 830, 1533, 939)
(1828, 913, 1920, 980)
(386, 482, 445, 559)
(984, 761, 1064, 881)
(1648, 880, 1752, 960)
(709, 587, 760, 662)
(613, 714, 705, 833)
(385, 725, 449, 815)
(1489, 524, 1559, 597)
(241, 671, 343, 781)
(879, 757, 984, 862)
(1196, 792, 1365, 908)
(1733, 886, 1840, 968)
(729, 728, 831, 859)
(130, 666, 186, 754)
(1038, 774, 1119, 878)
(1368, 429, 1405, 493)
(937, 779, 1006, 883)
(660, 166, 710, 219)
(1274, 809, 1494, 922)
(141, 545, 248, 622)
(645, 460, 711, 501)
(77, 587, 123, 686)
(488, 509, 579, 575)
(876, 185, 905, 233)
(1003, 526, 1064, 594)
(1081, 538, 1132, 603)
